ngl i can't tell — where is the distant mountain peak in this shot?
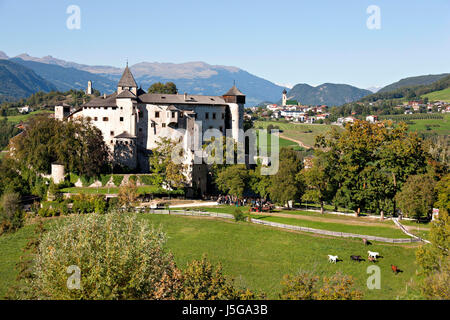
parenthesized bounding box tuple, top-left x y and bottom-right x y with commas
(286, 82, 371, 106)
(0, 51, 9, 59)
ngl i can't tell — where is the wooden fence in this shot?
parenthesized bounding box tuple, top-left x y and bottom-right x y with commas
(144, 209, 422, 244)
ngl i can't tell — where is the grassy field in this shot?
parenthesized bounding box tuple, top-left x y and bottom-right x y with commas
(251, 215, 409, 239)
(177, 206, 408, 238)
(0, 214, 421, 299)
(254, 121, 339, 148)
(422, 87, 450, 102)
(406, 114, 450, 136)
(5, 110, 53, 124)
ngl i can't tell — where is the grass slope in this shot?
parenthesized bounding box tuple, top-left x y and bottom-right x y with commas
(0, 215, 421, 299)
(254, 121, 339, 148)
(6, 110, 53, 124)
(422, 87, 450, 102)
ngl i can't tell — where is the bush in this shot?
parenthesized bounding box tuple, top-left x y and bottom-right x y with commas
(279, 271, 363, 300)
(21, 212, 181, 299)
(139, 175, 155, 186)
(0, 192, 24, 234)
(100, 174, 111, 187)
(180, 256, 261, 300)
(233, 208, 246, 222)
(113, 175, 124, 187)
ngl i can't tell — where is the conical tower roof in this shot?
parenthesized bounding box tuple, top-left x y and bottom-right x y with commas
(118, 65, 137, 88)
(224, 84, 245, 96)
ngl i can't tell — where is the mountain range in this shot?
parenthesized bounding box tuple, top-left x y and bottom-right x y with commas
(0, 59, 56, 102)
(1, 52, 287, 105)
(0, 50, 448, 106)
(378, 73, 450, 93)
(284, 83, 372, 106)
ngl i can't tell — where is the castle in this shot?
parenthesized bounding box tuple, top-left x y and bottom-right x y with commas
(55, 65, 245, 194)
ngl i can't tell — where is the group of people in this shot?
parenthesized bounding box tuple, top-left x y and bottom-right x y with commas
(216, 195, 274, 212)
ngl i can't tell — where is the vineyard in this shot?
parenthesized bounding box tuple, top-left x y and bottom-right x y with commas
(379, 113, 444, 121)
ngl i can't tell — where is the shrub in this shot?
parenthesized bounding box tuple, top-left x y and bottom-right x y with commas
(100, 174, 112, 187)
(69, 173, 80, 184)
(280, 271, 363, 300)
(279, 273, 319, 300)
(113, 175, 124, 187)
(0, 192, 24, 234)
(139, 175, 155, 186)
(93, 196, 107, 214)
(180, 256, 261, 300)
(21, 212, 181, 299)
(233, 208, 246, 222)
(80, 176, 96, 187)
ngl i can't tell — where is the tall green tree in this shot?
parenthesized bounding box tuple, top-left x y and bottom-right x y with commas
(395, 174, 437, 220)
(268, 148, 304, 207)
(216, 165, 249, 198)
(148, 82, 178, 94)
(302, 151, 336, 213)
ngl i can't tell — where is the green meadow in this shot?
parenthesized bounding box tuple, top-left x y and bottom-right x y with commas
(0, 214, 421, 299)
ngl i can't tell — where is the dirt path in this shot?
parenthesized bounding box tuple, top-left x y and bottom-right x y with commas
(279, 134, 311, 149)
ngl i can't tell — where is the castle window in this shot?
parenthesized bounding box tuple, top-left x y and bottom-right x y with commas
(110, 131, 114, 136)
(172, 112, 176, 118)
(151, 123, 155, 127)
(94, 117, 98, 121)
(103, 107, 107, 110)
(222, 113, 225, 119)
(120, 117, 124, 122)
(205, 112, 209, 119)
(103, 117, 108, 121)
(180, 113, 184, 118)
(213, 113, 216, 119)
(139, 128, 142, 132)
(155, 111, 160, 118)
(220, 126, 223, 132)
(162, 123, 166, 128)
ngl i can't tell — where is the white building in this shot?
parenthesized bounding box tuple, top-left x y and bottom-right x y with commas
(56, 65, 244, 194)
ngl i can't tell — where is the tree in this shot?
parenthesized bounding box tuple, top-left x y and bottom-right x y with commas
(10, 116, 109, 177)
(415, 174, 450, 299)
(118, 180, 138, 211)
(149, 138, 187, 189)
(316, 120, 428, 216)
(19, 213, 182, 299)
(216, 165, 249, 198)
(268, 148, 304, 207)
(0, 192, 24, 234)
(301, 152, 336, 214)
(148, 82, 178, 94)
(395, 174, 436, 220)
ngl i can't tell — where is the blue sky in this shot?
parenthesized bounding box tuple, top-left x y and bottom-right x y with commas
(0, 0, 449, 89)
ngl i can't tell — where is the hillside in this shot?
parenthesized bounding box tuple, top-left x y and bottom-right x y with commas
(422, 87, 450, 102)
(7, 53, 288, 105)
(379, 73, 449, 93)
(0, 60, 56, 102)
(10, 58, 117, 94)
(285, 83, 372, 106)
(361, 74, 450, 102)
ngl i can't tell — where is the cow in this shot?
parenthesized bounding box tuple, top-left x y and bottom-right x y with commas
(368, 251, 379, 259)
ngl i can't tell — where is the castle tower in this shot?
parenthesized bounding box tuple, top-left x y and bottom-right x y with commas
(87, 80, 93, 95)
(223, 84, 245, 142)
(117, 63, 138, 95)
(282, 89, 287, 106)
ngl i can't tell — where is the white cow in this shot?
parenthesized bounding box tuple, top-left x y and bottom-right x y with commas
(368, 251, 379, 259)
(328, 255, 338, 264)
